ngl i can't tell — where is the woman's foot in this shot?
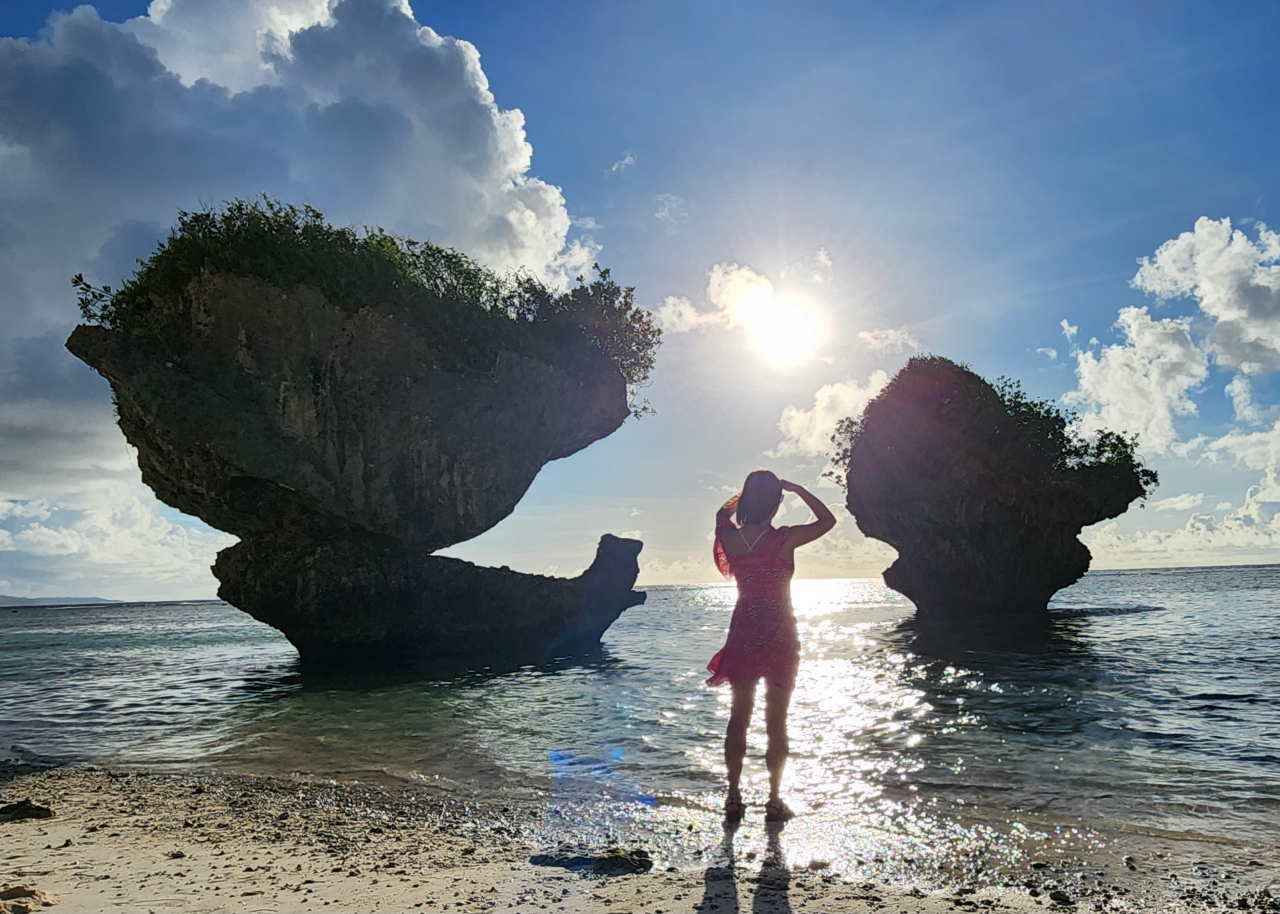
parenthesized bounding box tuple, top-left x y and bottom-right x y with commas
(763, 797, 794, 823)
(724, 796, 745, 824)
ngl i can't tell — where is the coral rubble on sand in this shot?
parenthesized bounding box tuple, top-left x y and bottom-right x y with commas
(834, 356, 1155, 622)
(67, 200, 657, 665)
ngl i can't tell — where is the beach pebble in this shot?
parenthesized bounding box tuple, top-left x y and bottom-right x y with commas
(1048, 889, 1073, 905)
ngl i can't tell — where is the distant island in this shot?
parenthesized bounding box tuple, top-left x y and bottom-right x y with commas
(67, 198, 661, 667)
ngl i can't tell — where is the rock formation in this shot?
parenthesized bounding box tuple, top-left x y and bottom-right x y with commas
(67, 271, 646, 665)
(839, 356, 1153, 623)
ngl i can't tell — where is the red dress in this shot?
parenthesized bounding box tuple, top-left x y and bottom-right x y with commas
(706, 515, 800, 690)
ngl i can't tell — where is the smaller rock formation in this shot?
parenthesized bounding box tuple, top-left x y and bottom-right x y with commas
(837, 356, 1156, 622)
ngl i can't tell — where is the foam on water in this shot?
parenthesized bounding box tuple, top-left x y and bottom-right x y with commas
(3, 567, 1279, 878)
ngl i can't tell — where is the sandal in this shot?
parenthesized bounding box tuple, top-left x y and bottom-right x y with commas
(763, 798, 794, 823)
(723, 797, 745, 824)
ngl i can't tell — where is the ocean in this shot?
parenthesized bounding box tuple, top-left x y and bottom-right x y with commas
(3, 566, 1279, 880)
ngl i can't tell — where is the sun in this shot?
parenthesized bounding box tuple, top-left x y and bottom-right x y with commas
(731, 289, 821, 364)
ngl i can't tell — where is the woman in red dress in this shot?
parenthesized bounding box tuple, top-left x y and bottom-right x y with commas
(708, 470, 835, 823)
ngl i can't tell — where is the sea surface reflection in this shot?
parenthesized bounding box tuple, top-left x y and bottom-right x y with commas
(3, 567, 1279, 879)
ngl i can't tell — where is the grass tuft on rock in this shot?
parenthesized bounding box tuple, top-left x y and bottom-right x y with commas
(74, 197, 660, 415)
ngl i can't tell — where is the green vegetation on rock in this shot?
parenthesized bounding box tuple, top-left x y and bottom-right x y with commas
(73, 197, 660, 415)
(830, 354, 1157, 497)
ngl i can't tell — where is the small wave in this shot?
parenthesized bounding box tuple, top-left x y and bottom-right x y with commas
(1048, 604, 1165, 619)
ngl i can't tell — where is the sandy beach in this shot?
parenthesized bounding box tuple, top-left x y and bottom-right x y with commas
(2, 763, 1276, 913)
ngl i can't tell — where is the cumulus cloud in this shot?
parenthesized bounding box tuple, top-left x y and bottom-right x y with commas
(0, 0, 596, 596)
(0, 492, 234, 598)
(857, 328, 919, 353)
(1147, 492, 1205, 512)
(1087, 470, 1280, 568)
(609, 151, 635, 173)
(707, 262, 772, 316)
(772, 371, 890, 459)
(1062, 307, 1208, 454)
(1225, 374, 1263, 423)
(653, 263, 773, 334)
(652, 296, 706, 333)
(638, 554, 718, 585)
(1132, 217, 1280, 373)
(1036, 347, 1058, 361)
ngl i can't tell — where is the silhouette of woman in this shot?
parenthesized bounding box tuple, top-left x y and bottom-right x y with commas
(707, 470, 835, 823)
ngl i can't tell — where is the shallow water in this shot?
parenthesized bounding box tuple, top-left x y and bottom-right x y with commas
(3, 567, 1279, 878)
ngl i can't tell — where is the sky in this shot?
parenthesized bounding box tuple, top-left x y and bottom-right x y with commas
(2, 0, 1280, 599)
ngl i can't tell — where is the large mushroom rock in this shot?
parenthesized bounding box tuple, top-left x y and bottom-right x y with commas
(67, 273, 629, 550)
(840, 356, 1153, 622)
(67, 264, 648, 665)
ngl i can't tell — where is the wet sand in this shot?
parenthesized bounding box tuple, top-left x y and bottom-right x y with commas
(2, 763, 1277, 913)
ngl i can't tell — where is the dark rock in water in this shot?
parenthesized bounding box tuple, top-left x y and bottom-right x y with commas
(0, 798, 54, 821)
(839, 356, 1151, 622)
(215, 532, 646, 665)
(67, 272, 644, 664)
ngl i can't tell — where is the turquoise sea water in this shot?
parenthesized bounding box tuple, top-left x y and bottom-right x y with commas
(3, 567, 1279, 878)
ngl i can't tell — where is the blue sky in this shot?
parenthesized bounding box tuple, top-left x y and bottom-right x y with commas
(2, 0, 1279, 598)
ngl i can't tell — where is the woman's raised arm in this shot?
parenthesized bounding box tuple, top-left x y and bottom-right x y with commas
(779, 480, 836, 548)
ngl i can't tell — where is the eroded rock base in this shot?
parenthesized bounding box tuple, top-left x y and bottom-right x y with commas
(214, 534, 645, 667)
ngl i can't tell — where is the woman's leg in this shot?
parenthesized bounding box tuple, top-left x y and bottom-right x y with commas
(725, 678, 756, 804)
(764, 679, 793, 802)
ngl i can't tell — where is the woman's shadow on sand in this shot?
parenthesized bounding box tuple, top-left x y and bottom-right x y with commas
(696, 824, 792, 914)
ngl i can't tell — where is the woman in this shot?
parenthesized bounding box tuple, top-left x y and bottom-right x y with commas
(707, 470, 835, 824)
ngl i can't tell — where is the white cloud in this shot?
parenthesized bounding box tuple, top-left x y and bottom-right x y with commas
(1216, 501, 1233, 510)
(1205, 418, 1280, 471)
(1132, 217, 1280, 373)
(1062, 306, 1208, 454)
(609, 151, 635, 173)
(1147, 492, 1205, 512)
(125, 0, 334, 92)
(638, 554, 717, 585)
(1225, 374, 1263, 423)
(1036, 347, 1058, 361)
(772, 370, 890, 459)
(1061, 319, 1078, 342)
(857, 328, 919, 353)
(654, 193, 689, 230)
(707, 263, 772, 316)
(0, 498, 54, 522)
(1, 492, 234, 596)
(653, 295, 708, 333)
(1086, 470, 1280, 568)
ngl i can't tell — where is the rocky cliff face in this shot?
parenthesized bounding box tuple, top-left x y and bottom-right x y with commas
(67, 273, 644, 665)
(842, 357, 1147, 623)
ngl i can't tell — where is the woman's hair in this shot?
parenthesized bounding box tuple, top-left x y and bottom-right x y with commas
(736, 470, 782, 525)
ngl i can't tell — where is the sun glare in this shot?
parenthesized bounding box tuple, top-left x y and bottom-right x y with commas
(731, 289, 820, 364)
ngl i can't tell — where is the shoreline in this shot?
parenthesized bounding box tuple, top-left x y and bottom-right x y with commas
(3, 764, 1277, 913)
